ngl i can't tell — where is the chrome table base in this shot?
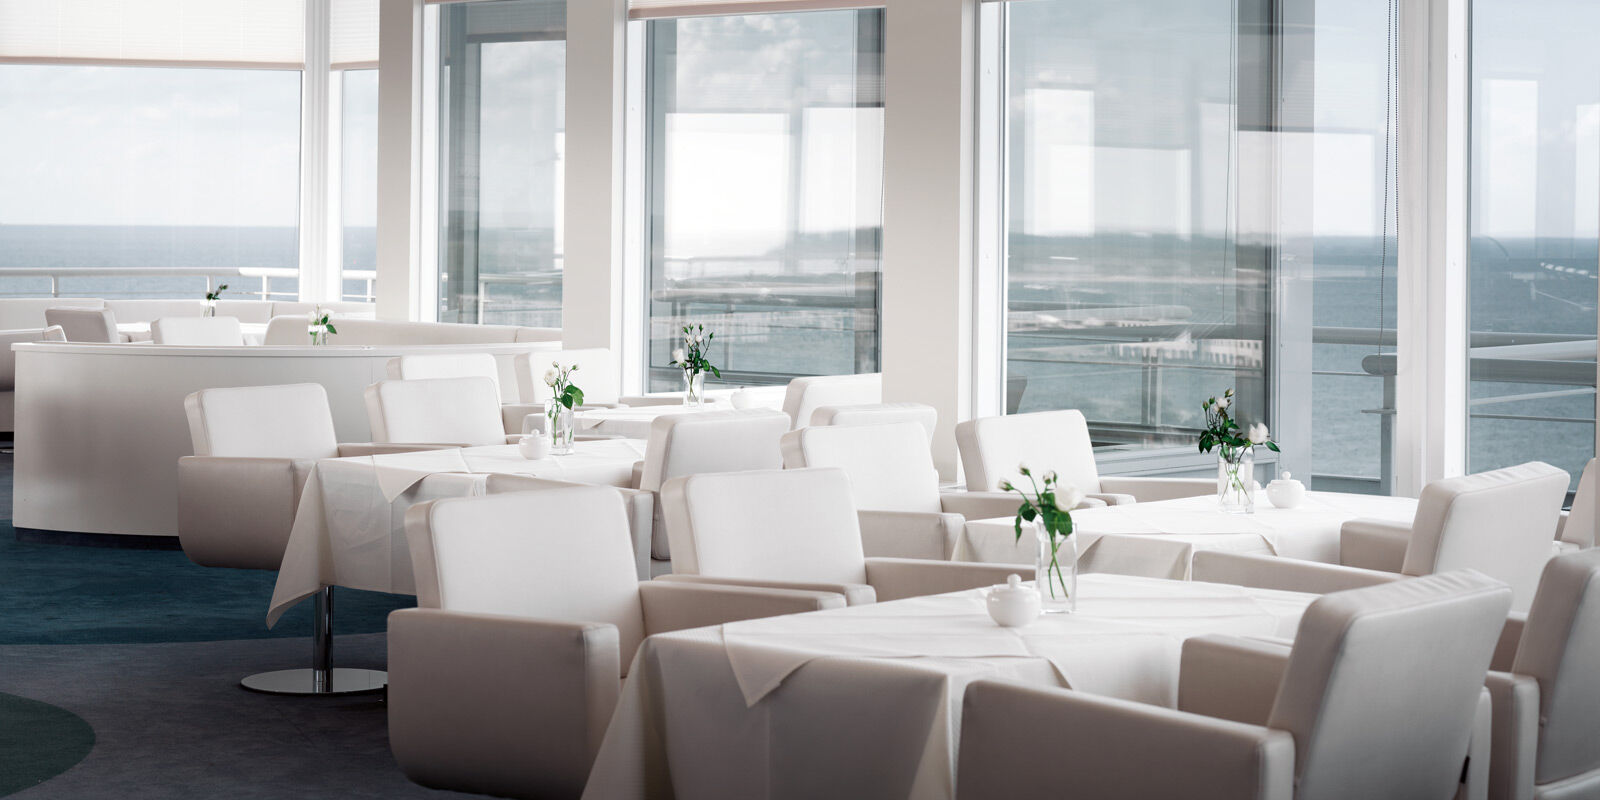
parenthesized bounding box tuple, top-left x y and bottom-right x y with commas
(240, 586, 386, 696)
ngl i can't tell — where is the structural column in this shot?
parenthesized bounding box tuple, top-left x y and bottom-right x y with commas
(376, 0, 424, 321)
(881, 0, 978, 480)
(562, 0, 630, 362)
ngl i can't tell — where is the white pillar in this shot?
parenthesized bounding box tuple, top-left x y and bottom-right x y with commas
(881, 0, 978, 480)
(298, 0, 336, 303)
(1394, 0, 1470, 495)
(562, 0, 629, 360)
(375, 0, 424, 321)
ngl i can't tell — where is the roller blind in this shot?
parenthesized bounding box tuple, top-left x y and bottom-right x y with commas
(331, 0, 378, 69)
(0, 0, 306, 68)
(628, 0, 882, 20)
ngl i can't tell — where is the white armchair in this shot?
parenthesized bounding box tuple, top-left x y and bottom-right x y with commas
(484, 473, 657, 580)
(957, 571, 1513, 800)
(363, 376, 520, 447)
(780, 373, 882, 430)
(633, 408, 791, 564)
(150, 316, 245, 345)
(511, 347, 625, 432)
(389, 486, 844, 800)
(659, 467, 1033, 604)
(780, 422, 1019, 559)
(1195, 462, 1570, 612)
(807, 401, 937, 440)
(1483, 549, 1600, 800)
(1553, 458, 1596, 552)
(955, 409, 1213, 504)
(386, 352, 531, 434)
(45, 306, 125, 343)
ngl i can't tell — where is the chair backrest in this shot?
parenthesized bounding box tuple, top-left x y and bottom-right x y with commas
(184, 383, 340, 459)
(1561, 458, 1597, 549)
(637, 408, 789, 492)
(781, 373, 882, 431)
(0, 325, 65, 391)
(808, 402, 937, 441)
(1402, 461, 1569, 611)
(364, 376, 506, 446)
(514, 348, 619, 405)
(387, 353, 502, 400)
(45, 307, 119, 343)
(661, 467, 869, 585)
(150, 316, 245, 346)
(1512, 549, 1600, 784)
(954, 410, 1102, 493)
(406, 487, 647, 670)
(780, 423, 941, 514)
(1267, 571, 1513, 800)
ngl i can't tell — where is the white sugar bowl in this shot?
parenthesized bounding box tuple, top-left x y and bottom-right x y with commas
(518, 435, 551, 460)
(1265, 471, 1306, 509)
(987, 574, 1042, 628)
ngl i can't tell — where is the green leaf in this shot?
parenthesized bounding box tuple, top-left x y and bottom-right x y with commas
(1265, 441, 1280, 452)
(325, 322, 337, 334)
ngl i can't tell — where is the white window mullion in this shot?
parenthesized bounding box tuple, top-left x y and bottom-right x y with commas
(299, 0, 335, 303)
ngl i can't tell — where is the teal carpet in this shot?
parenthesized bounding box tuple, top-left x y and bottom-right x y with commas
(0, 693, 94, 796)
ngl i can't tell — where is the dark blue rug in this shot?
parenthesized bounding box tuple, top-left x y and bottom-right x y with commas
(0, 522, 413, 646)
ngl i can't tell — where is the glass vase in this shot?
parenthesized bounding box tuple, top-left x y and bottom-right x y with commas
(682, 370, 705, 407)
(1217, 447, 1256, 514)
(547, 401, 575, 455)
(1034, 519, 1077, 614)
(203, 300, 216, 318)
(308, 326, 326, 346)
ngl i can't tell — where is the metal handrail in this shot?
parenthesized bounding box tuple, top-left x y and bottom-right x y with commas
(0, 266, 378, 303)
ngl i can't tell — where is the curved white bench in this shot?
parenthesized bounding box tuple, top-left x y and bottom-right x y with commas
(11, 340, 559, 539)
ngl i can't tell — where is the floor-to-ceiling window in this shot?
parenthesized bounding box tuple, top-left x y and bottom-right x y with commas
(1467, 0, 1600, 490)
(996, 0, 1272, 458)
(436, 0, 567, 327)
(340, 68, 379, 303)
(642, 9, 885, 392)
(0, 65, 302, 299)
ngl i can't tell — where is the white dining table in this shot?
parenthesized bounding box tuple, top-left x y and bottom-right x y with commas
(267, 439, 647, 626)
(583, 574, 1313, 800)
(957, 491, 1419, 579)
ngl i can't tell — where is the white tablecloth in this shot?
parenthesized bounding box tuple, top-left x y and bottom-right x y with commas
(584, 574, 1313, 800)
(957, 491, 1418, 579)
(567, 404, 727, 439)
(267, 439, 647, 625)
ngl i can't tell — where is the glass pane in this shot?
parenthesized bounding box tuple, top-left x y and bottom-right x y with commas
(0, 65, 301, 299)
(341, 68, 379, 303)
(437, 0, 567, 327)
(1308, 0, 1399, 491)
(644, 10, 885, 392)
(1001, 0, 1270, 452)
(1468, 0, 1600, 490)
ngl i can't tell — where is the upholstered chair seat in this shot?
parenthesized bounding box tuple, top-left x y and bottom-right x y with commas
(957, 571, 1513, 800)
(364, 376, 521, 448)
(659, 467, 1032, 604)
(388, 486, 844, 800)
(955, 409, 1214, 506)
(1483, 549, 1600, 800)
(1195, 462, 1570, 612)
(781, 422, 1021, 560)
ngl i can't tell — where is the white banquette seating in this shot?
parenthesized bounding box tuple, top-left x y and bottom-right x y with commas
(0, 297, 373, 330)
(388, 486, 844, 799)
(0, 325, 64, 433)
(957, 571, 1512, 800)
(956, 409, 1217, 504)
(263, 316, 559, 347)
(657, 467, 1031, 604)
(150, 316, 245, 346)
(780, 422, 1018, 560)
(1484, 549, 1600, 800)
(1194, 462, 1570, 612)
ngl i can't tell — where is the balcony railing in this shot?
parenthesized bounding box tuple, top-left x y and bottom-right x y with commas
(0, 266, 377, 303)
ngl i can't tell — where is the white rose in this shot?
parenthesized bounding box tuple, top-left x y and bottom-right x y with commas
(1054, 485, 1085, 511)
(542, 368, 557, 386)
(1042, 470, 1058, 483)
(1217, 395, 1232, 410)
(998, 479, 1014, 492)
(1248, 423, 1270, 444)
(307, 310, 319, 324)
(1017, 461, 1033, 475)
(672, 348, 686, 363)
(552, 360, 560, 368)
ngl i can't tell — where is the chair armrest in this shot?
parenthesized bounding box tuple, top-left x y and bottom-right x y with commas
(857, 509, 963, 560)
(1191, 551, 1403, 594)
(654, 574, 875, 606)
(864, 557, 1034, 603)
(958, 679, 1295, 800)
(502, 402, 542, 435)
(630, 460, 645, 490)
(1085, 492, 1136, 506)
(937, 490, 1021, 522)
(638, 581, 845, 634)
(1339, 518, 1412, 572)
(387, 608, 621, 800)
(1491, 612, 1526, 673)
(1483, 671, 1539, 800)
(336, 442, 459, 457)
(1178, 635, 1293, 726)
(176, 455, 312, 571)
(1098, 476, 1218, 503)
